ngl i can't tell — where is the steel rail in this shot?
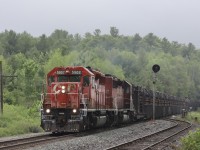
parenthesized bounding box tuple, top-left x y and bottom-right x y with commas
(142, 119, 192, 150)
(106, 119, 191, 150)
(0, 133, 75, 150)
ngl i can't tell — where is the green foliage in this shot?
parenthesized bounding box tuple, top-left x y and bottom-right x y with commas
(0, 104, 42, 137)
(184, 112, 200, 123)
(0, 28, 200, 137)
(88, 58, 125, 79)
(36, 34, 50, 53)
(44, 49, 80, 73)
(0, 28, 200, 108)
(181, 129, 200, 150)
(110, 27, 119, 37)
(2, 30, 18, 56)
(179, 111, 200, 150)
(3, 53, 41, 105)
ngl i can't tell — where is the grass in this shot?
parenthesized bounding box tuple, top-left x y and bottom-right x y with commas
(184, 111, 200, 123)
(179, 110, 200, 150)
(0, 103, 43, 137)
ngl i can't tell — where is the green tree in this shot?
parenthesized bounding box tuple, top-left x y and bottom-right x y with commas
(50, 29, 68, 40)
(16, 32, 35, 54)
(130, 33, 142, 51)
(94, 29, 101, 36)
(3, 30, 18, 56)
(143, 33, 158, 49)
(110, 26, 119, 37)
(161, 37, 171, 53)
(36, 34, 49, 53)
(44, 49, 80, 73)
(182, 43, 195, 59)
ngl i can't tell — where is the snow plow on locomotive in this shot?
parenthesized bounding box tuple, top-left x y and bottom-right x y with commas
(41, 66, 188, 133)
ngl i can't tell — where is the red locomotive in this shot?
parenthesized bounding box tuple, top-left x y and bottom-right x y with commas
(41, 66, 187, 133)
(41, 66, 134, 133)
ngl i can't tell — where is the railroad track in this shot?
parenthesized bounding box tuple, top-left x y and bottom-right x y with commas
(0, 123, 130, 150)
(0, 133, 76, 150)
(106, 119, 192, 150)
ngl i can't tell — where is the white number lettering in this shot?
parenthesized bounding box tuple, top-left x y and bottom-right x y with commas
(56, 71, 65, 75)
(72, 71, 82, 75)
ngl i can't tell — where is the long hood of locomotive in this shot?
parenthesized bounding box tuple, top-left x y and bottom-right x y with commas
(48, 82, 80, 109)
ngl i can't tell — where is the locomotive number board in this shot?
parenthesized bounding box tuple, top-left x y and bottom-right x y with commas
(56, 70, 82, 75)
(56, 70, 65, 75)
(71, 71, 82, 75)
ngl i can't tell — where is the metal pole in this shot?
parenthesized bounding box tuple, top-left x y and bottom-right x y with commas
(152, 64, 160, 121)
(0, 61, 17, 115)
(153, 79, 155, 121)
(0, 61, 3, 114)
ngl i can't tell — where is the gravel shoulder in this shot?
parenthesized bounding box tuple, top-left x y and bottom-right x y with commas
(26, 120, 176, 150)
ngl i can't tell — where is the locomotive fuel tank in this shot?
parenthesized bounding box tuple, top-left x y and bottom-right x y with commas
(93, 116, 107, 127)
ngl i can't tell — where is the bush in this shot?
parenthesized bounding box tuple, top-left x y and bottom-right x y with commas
(182, 111, 200, 124)
(0, 104, 43, 137)
(181, 129, 200, 150)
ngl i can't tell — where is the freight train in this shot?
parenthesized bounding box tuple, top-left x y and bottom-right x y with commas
(41, 66, 188, 133)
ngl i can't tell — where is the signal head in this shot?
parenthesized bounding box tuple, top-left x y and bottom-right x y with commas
(152, 64, 160, 73)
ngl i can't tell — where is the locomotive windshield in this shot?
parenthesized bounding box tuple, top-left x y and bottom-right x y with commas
(57, 75, 81, 82)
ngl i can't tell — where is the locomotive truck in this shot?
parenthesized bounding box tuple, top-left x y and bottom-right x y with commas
(41, 66, 187, 133)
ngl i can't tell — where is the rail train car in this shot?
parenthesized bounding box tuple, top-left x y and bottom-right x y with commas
(132, 86, 187, 120)
(41, 66, 187, 133)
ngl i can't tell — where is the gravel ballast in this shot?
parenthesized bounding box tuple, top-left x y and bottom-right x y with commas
(26, 120, 176, 150)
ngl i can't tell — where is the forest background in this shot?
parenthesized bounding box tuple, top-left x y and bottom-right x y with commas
(0, 27, 200, 136)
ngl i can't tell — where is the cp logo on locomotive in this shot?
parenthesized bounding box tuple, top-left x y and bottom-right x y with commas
(53, 83, 61, 94)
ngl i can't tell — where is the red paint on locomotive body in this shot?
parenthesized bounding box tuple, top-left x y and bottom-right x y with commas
(43, 66, 93, 110)
(41, 66, 132, 132)
(105, 76, 113, 109)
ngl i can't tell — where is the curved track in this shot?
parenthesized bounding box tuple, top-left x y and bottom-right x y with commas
(106, 119, 192, 150)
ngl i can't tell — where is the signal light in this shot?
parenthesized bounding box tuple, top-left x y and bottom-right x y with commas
(152, 64, 160, 73)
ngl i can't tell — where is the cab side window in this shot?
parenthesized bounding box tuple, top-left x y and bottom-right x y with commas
(83, 76, 90, 87)
(48, 76, 54, 86)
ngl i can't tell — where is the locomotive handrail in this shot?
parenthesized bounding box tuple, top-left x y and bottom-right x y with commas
(80, 93, 88, 116)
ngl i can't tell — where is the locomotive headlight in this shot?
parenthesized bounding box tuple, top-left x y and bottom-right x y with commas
(72, 108, 77, 113)
(61, 86, 66, 93)
(46, 108, 51, 114)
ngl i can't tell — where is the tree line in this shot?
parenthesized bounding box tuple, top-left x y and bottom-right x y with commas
(0, 27, 200, 107)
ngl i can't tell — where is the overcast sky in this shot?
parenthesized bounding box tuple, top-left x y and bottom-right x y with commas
(0, 0, 200, 47)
